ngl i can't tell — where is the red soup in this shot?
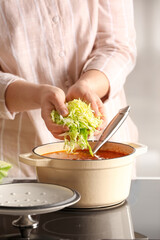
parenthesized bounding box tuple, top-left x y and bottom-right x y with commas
(42, 149, 126, 160)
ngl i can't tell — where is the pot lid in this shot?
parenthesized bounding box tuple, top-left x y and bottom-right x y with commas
(0, 183, 80, 215)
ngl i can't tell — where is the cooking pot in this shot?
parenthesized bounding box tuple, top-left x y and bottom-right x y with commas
(19, 141, 147, 208)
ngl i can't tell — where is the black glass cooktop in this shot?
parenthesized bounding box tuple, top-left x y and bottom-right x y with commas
(0, 179, 160, 239)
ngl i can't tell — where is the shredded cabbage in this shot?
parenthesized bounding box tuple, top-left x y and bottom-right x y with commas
(51, 99, 102, 155)
(0, 160, 12, 183)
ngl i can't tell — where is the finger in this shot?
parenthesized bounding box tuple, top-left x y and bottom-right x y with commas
(51, 133, 66, 140)
(54, 102, 68, 117)
(42, 106, 69, 134)
(49, 123, 69, 133)
(50, 92, 68, 117)
(90, 100, 99, 117)
(41, 105, 55, 127)
(97, 114, 107, 131)
(94, 100, 107, 130)
(52, 131, 71, 140)
(48, 123, 69, 139)
(80, 93, 100, 117)
(91, 99, 104, 122)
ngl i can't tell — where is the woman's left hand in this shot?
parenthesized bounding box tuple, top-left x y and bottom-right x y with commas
(66, 80, 107, 132)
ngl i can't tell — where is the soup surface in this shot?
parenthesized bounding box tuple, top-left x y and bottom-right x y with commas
(42, 149, 126, 160)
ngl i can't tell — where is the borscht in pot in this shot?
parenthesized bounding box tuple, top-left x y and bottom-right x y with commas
(19, 141, 147, 208)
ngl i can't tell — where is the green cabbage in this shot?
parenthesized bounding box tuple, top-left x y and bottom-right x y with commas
(51, 99, 102, 155)
(0, 161, 12, 183)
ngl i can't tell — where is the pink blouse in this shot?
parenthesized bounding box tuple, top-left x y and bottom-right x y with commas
(0, 0, 138, 178)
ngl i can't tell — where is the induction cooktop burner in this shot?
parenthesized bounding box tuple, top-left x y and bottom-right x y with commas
(0, 201, 148, 240)
(67, 199, 126, 211)
(0, 232, 148, 240)
(0, 233, 54, 240)
(0, 179, 152, 240)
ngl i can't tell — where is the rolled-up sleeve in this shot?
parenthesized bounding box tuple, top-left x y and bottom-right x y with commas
(0, 71, 25, 119)
(82, 0, 136, 99)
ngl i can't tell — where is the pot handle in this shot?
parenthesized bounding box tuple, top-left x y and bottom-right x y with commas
(126, 142, 148, 157)
(19, 153, 52, 167)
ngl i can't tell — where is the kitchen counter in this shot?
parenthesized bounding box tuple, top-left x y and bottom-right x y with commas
(128, 179, 160, 239)
(0, 179, 160, 239)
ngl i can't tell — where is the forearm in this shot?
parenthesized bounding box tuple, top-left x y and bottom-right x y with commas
(5, 79, 68, 121)
(4, 79, 69, 139)
(77, 70, 110, 99)
(82, 0, 136, 99)
(5, 80, 43, 113)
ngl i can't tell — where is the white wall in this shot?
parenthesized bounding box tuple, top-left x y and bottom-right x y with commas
(125, 0, 160, 177)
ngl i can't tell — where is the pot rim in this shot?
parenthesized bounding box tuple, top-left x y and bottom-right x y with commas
(32, 141, 136, 162)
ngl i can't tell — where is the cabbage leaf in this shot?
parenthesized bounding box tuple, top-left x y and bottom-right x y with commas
(51, 99, 102, 155)
(0, 161, 12, 183)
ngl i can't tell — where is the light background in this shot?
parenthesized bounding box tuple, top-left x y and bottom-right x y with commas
(125, 0, 160, 177)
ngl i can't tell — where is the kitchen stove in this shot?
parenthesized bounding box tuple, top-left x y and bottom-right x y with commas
(0, 179, 160, 239)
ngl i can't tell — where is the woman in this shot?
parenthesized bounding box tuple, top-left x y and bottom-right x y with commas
(0, 0, 138, 178)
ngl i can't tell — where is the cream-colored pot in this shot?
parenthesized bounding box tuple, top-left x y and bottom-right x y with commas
(19, 141, 147, 208)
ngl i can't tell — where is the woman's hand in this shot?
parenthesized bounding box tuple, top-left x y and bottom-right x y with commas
(40, 85, 69, 139)
(5, 80, 69, 139)
(66, 80, 108, 132)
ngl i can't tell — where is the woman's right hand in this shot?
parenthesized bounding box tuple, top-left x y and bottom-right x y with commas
(40, 85, 69, 139)
(5, 80, 68, 139)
